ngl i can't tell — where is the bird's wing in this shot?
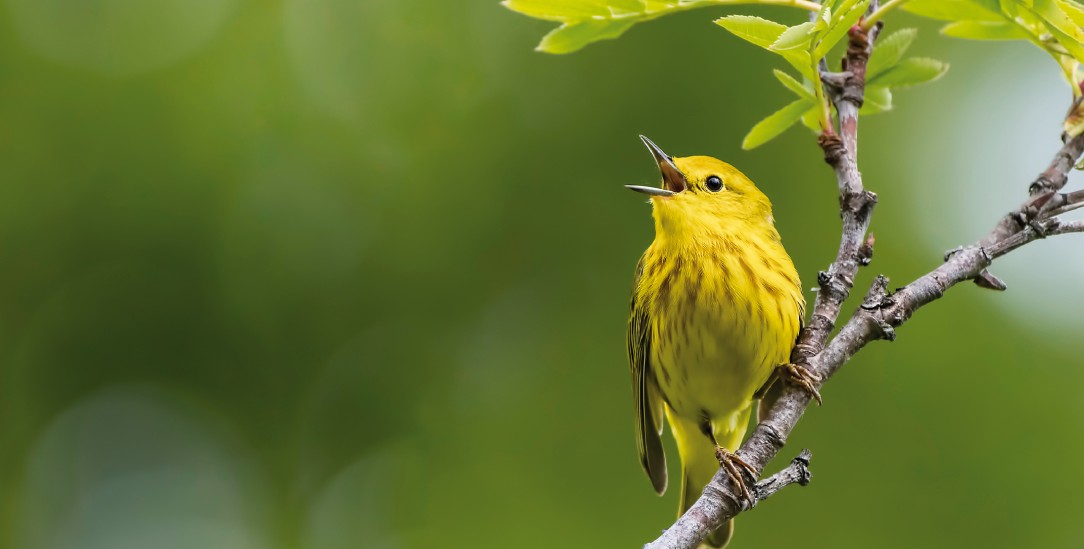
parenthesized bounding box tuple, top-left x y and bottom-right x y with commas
(758, 291, 808, 422)
(628, 259, 667, 495)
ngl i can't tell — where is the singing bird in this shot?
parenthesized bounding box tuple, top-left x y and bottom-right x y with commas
(627, 136, 805, 547)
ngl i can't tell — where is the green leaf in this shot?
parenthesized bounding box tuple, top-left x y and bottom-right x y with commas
(715, 15, 820, 81)
(812, 2, 833, 34)
(771, 21, 817, 51)
(816, 0, 860, 39)
(870, 57, 949, 87)
(502, 0, 639, 21)
(506, 0, 760, 54)
(800, 104, 823, 131)
(1032, 0, 1084, 64)
(1041, 18, 1084, 66)
(940, 20, 1033, 40)
(867, 28, 918, 80)
(743, 99, 814, 149)
(1061, 0, 1084, 27)
(715, 15, 789, 50)
(999, 0, 1023, 19)
(814, 0, 871, 59)
(781, 50, 818, 81)
(773, 69, 815, 100)
(536, 19, 637, 53)
(901, 0, 1004, 21)
(860, 86, 893, 114)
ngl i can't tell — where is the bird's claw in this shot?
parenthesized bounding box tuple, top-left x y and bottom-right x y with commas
(714, 446, 757, 506)
(779, 362, 822, 405)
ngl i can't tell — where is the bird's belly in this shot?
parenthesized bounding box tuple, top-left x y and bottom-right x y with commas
(651, 304, 779, 423)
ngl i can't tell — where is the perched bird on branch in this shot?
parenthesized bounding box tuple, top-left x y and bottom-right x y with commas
(627, 136, 805, 547)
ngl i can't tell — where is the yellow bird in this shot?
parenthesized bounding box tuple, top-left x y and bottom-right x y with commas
(626, 136, 805, 547)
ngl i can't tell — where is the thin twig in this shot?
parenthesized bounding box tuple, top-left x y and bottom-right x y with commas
(982, 131, 1084, 248)
(1037, 187, 1084, 217)
(752, 449, 813, 503)
(862, 0, 908, 30)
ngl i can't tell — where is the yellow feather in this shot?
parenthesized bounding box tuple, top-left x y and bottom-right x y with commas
(628, 153, 804, 548)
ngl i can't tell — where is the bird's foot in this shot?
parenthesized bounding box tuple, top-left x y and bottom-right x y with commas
(714, 446, 757, 506)
(778, 362, 822, 405)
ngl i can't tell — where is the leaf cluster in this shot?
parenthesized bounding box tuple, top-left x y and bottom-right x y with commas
(718, 4, 946, 148)
(905, 0, 1084, 88)
(502, 0, 728, 54)
(505, 0, 1084, 143)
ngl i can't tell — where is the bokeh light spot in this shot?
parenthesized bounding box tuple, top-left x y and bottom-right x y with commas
(16, 385, 269, 549)
(7, 0, 237, 74)
(283, 0, 381, 120)
(303, 445, 414, 549)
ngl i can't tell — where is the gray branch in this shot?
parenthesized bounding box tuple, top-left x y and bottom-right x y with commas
(752, 449, 813, 503)
(645, 9, 1084, 548)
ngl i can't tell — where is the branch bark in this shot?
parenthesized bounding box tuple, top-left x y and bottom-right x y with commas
(645, 10, 1084, 549)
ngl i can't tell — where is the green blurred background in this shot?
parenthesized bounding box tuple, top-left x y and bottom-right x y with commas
(0, 1, 1082, 548)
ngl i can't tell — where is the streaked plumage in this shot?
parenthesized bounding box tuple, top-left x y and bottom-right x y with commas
(627, 137, 804, 548)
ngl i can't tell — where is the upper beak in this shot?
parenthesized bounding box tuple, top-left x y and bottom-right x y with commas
(626, 135, 687, 197)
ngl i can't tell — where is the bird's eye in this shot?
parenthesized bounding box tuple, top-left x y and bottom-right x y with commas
(706, 175, 724, 192)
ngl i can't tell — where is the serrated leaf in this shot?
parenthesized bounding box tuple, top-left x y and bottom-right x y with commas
(716, 15, 788, 49)
(1041, 19, 1084, 66)
(1032, 0, 1084, 64)
(814, 0, 871, 59)
(813, 3, 833, 34)
(506, 0, 761, 54)
(716, 16, 820, 81)
(867, 28, 918, 80)
(743, 99, 813, 149)
(860, 86, 893, 114)
(817, 0, 860, 39)
(781, 50, 818, 81)
(1034, 0, 1084, 40)
(771, 21, 817, 51)
(1062, 0, 1084, 27)
(773, 69, 815, 99)
(536, 19, 637, 53)
(870, 57, 949, 87)
(941, 20, 1033, 40)
(902, 0, 1004, 21)
(800, 104, 823, 131)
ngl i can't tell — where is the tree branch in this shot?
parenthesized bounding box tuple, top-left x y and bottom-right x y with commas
(646, 11, 1084, 549)
(982, 131, 1084, 248)
(751, 448, 813, 502)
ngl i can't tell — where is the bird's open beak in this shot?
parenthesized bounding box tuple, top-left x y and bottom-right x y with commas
(626, 135, 688, 197)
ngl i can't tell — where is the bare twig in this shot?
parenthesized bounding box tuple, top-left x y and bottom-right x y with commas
(752, 449, 813, 502)
(982, 131, 1084, 248)
(1042, 188, 1084, 217)
(645, 9, 1084, 549)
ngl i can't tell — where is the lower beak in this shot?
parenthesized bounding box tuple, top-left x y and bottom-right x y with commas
(625, 185, 675, 197)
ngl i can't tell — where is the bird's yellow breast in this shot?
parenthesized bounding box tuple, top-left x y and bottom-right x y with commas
(635, 226, 803, 425)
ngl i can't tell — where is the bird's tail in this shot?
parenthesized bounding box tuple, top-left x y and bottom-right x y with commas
(669, 409, 749, 548)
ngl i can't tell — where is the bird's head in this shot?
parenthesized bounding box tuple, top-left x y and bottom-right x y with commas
(627, 136, 776, 240)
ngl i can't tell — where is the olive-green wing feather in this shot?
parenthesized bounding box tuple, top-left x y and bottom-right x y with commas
(628, 262, 667, 495)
